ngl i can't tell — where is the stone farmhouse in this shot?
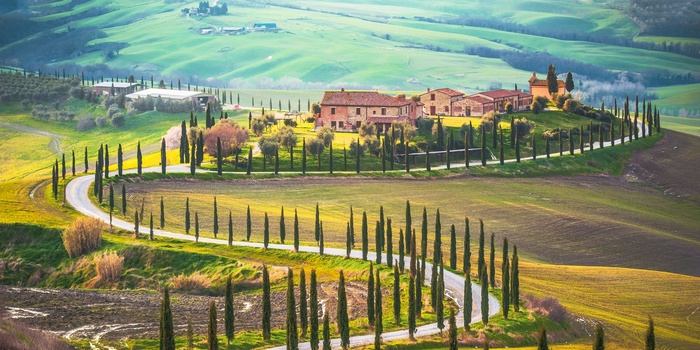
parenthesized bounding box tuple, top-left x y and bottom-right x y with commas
(93, 82, 139, 96)
(125, 88, 216, 107)
(421, 87, 533, 117)
(318, 89, 423, 132)
(419, 88, 465, 116)
(528, 72, 565, 99)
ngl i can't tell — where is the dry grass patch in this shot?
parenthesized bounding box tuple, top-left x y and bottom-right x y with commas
(61, 217, 102, 258)
(93, 250, 124, 284)
(171, 271, 211, 293)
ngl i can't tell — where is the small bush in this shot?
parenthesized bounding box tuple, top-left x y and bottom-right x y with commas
(111, 113, 125, 127)
(93, 250, 124, 284)
(76, 117, 96, 131)
(171, 271, 211, 293)
(523, 294, 568, 324)
(62, 217, 103, 258)
(95, 117, 108, 127)
(480, 111, 501, 133)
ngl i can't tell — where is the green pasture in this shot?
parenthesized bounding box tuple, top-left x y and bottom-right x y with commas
(651, 83, 700, 116)
(659, 115, 700, 136)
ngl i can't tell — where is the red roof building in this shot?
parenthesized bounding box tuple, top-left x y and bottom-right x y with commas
(419, 88, 466, 116)
(528, 72, 566, 99)
(319, 89, 423, 132)
(457, 89, 533, 117)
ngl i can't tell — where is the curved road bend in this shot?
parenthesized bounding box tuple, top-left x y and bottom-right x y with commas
(65, 169, 500, 349)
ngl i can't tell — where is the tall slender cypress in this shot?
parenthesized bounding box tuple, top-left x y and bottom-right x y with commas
(322, 313, 331, 350)
(194, 211, 199, 243)
(511, 245, 520, 312)
(489, 233, 496, 288)
(349, 206, 355, 248)
(399, 229, 405, 273)
(61, 153, 66, 179)
(546, 137, 550, 159)
(319, 222, 324, 256)
(263, 212, 269, 249)
(463, 217, 471, 274)
(345, 222, 351, 258)
(502, 255, 510, 319)
(286, 268, 298, 350)
(408, 272, 416, 341)
(375, 222, 382, 264)
(314, 203, 320, 242)
(299, 269, 308, 338)
(137, 141, 142, 175)
(160, 197, 165, 229)
(477, 219, 485, 281)
(481, 263, 489, 325)
(393, 264, 401, 325)
(134, 210, 139, 238)
(480, 125, 487, 166)
(208, 301, 219, 350)
(228, 211, 233, 247)
(367, 262, 375, 327)
(213, 196, 219, 238)
(464, 270, 472, 331)
(246, 205, 251, 241)
(108, 184, 114, 228)
(450, 224, 457, 269)
(310, 269, 319, 350)
(646, 317, 655, 350)
(160, 138, 167, 174)
(149, 212, 154, 241)
(262, 265, 271, 341)
(589, 121, 594, 151)
(121, 184, 127, 215)
(180, 121, 187, 164)
(374, 270, 383, 347)
(436, 261, 445, 332)
(448, 308, 457, 350)
(379, 206, 385, 252)
(280, 206, 286, 243)
(84, 146, 88, 173)
(190, 142, 196, 176)
(302, 138, 307, 174)
(216, 137, 222, 175)
(362, 211, 369, 260)
(405, 200, 412, 252)
(185, 198, 190, 234)
(499, 128, 504, 165)
(386, 218, 393, 267)
(225, 276, 235, 345)
(294, 209, 300, 252)
(160, 287, 175, 350)
(71, 150, 76, 176)
(337, 270, 349, 349)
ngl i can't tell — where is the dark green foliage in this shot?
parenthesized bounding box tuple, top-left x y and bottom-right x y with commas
(436, 261, 445, 332)
(375, 222, 382, 264)
(161, 138, 167, 174)
(546, 64, 558, 95)
(511, 245, 520, 312)
(379, 206, 385, 252)
(208, 300, 218, 350)
(71, 149, 76, 176)
(464, 270, 472, 331)
(346, 222, 351, 258)
(393, 264, 401, 325)
(450, 224, 457, 270)
(185, 198, 190, 234)
(510, 117, 516, 147)
(194, 211, 199, 243)
(262, 265, 271, 341)
(319, 222, 324, 256)
(502, 255, 510, 319)
(546, 137, 550, 159)
(310, 270, 319, 350)
(570, 129, 575, 155)
(280, 206, 286, 244)
(481, 263, 489, 325)
(537, 327, 549, 350)
(477, 220, 485, 281)
(160, 197, 165, 229)
(246, 205, 251, 241)
(565, 71, 574, 92)
(134, 210, 140, 238)
(532, 134, 537, 160)
(286, 269, 299, 350)
(108, 184, 114, 227)
(225, 276, 235, 345)
(431, 209, 442, 309)
(408, 272, 416, 340)
(228, 211, 233, 247)
(499, 128, 504, 165)
(315, 203, 320, 242)
(646, 317, 655, 350)
(386, 218, 393, 267)
(137, 141, 142, 175)
(349, 206, 355, 248)
(480, 125, 487, 166)
(594, 323, 605, 350)
(190, 142, 196, 176)
(515, 133, 521, 162)
(398, 228, 405, 273)
(374, 269, 383, 348)
(337, 270, 350, 349)
(61, 153, 66, 180)
(463, 217, 471, 274)
(160, 287, 175, 350)
(489, 233, 495, 288)
(362, 212, 369, 260)
(448, 308, 457, 350)
(216, 137, 222, 175)
(180, 121, 188, 164)
(322, 313, 331, 350)
(368, 262, 375, 327)
(246, 147, 252, 175)
(213, 196, 218, 238)
(559, 129, 564, 155)
(294, 209, 300, 252)
(149, 212, 154, 241)
(263, 212, 269, 249)
(405, 200, 412, 252)
(299, 269, 308, 338)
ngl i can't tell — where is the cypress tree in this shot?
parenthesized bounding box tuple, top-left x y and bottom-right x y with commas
(393, 264, 401, 325)
(149, 212, 154, 241)
(382, 140, 386, 172)
(610, 120, 615, 147)
(160, 197, 165, 229)
(346, 222, 351, 258)
(499, 128, 504, 165)
(134, 210, 139, 238)
(408, 272, 416, 341)
(225, 276, 235, 345)
(374, 269, 383, 348)
(448, 308, 457, 350)
(645, 316, 655, 350)
(546, 137, 550, 159)
(246, 205, 251, 241)
(489, 233, 496, 288)
(537, 327, 549, 350)
(580, 125, 585, 153)
(349, 206, 355, 248)
(337, 270, 350, 349)
(593, 323, 605, 350)
(190, 142, 196, 176)
(294, 209, 300, 252)
(315, 203, 320, 242)
(159, 287, 175, 350)
(262, 265, 271, 341)
(375, 222, 382, 264)
(71, 150, 76, 176)
(559, 129, 563, 156)
(464, 270, 472, 331)
(216, 137, 222, 175)
(319, 222, 324, 256)
(185, 198, 190, 234)
(446, 135, 451, 169)
(620, 117, 625, 145)
(84, 146, 88, 173)
(436, 261, 445, 333)
(302, 138, 307, 174)
(208, 300, 219, 350)
(515, 133, 521, 162)
(280, 206, 286, 243)
(510, 117, 515, 147)
(194, 211, 199, 243)
(399, 229, 405, 273)
(263, 212, 269, 249)
(463, 217, 471, 274)
(108, 184, 114, 228)
(464, 130, 470, 168)
(286, 268, 299, 350)
(589, 121, 594, 151)
(405, 200, 412, 252)
(386, 218, 393, 267)
(362, 211, 369, 260)
(197, 131, 204, 165)
(322, 313, 331, 350)
(228, 211, 233, 247)
(450, 224, 457, 270)
(480, 125, 487, 166)
(502, 255, 510, 319)
(477, 220, 485, 281)
(213, 196, 219, 238)
(431, 209, 442, 309)
(310, 269, 319, 350)
(481, 264, 489, 325)
(511, 245, 520, 312)
(368, 262, 375, 327)
(180, 121, 187, 163)
(379, 206, 385, 252)
(137, 141, 142, 175)
(299, 269, 308, 338)
(62, 153, 66, 180)
(160, 138, 167, 174)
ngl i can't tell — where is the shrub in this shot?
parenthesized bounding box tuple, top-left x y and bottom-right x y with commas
(316, 126, 335, 146)
(164, 125, 182, 151)
(171, 271, 211, 293)
(62, 217, 103, 258)
(359, 122, 377, 138)
(505, 101, 514, 114)
(415, 117, 434, 136)
(110, 113, 125, 127)
(95, 117, 108, 127)
(534, 96, 549, 109)
(555, 93, 571, 109)
(93, 250, 124, 284)
(512, 118, 536, 140)
(523, 294, 568, 324)
(563, 99, 582, 114)
(306, 116, 316, 123)
(204, 119, 249, 156)
(106, 103, 120, 119)
(480, 111, 501, 133)
(349, 138, 366, 157)
(76, 117, 97, 131)
(531, 100, 542, 115)
(306, 138, 325, 159)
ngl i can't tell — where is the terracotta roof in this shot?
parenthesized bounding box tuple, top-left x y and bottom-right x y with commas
(530, 80, 565, 87)
(464, 96, 492, 104)
(321, 91, 412, 107)
(430, 88, 464, 97)
(476, 89, 524, 99)
(367, 116, 408, 124)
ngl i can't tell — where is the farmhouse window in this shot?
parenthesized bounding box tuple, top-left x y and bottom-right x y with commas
(356, 107, 361, 115)
(356, 121, 361, 128)
(431, 94, 435, 101)
(331, 107, 336, 115)
(444, 106, 449, 112)
(339, 121, 344, 128)
(381, 108, 386, 115)
(331, 121, 336, 128)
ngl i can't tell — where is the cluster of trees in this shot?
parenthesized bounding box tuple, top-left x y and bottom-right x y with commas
(128, 95, 201, 114)
(0, 71, 77, 104)
(628, 0, 700, 38)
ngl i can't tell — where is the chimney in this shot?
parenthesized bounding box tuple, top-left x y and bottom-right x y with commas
(398, 94, 406, 101)
(427, 88, 430, 92)
(341, 88, 345, 92)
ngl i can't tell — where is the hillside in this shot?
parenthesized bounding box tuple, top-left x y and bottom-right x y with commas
(1, 0, 699, 115)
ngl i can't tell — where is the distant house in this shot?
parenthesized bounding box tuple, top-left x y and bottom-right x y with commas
(252, 23, 278, 32)
(528, 72, 566, 99)
(93, 82, 139, 96)
(419, 88, 465, 116)
(459, 89, 533, 117)
(221, 26, 245, 35)
(125, 88, 216, 106)
(319, 88, 423, 132)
